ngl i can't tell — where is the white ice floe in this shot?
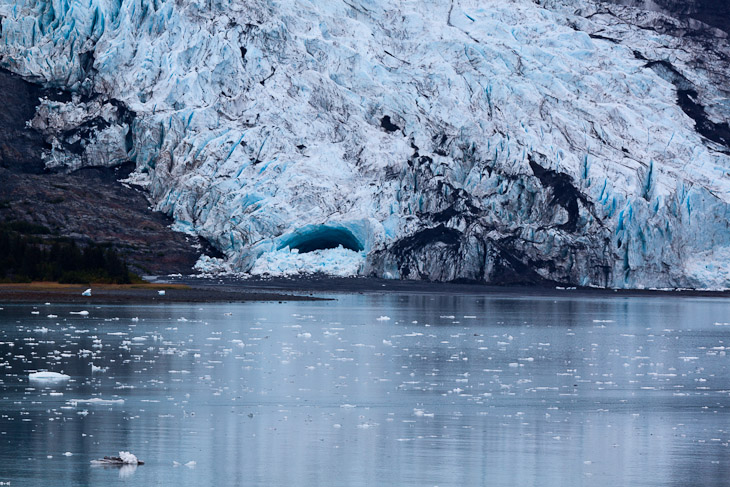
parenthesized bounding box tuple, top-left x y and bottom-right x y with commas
(82, 289, 92, 297)
(376, 316, 391, 321)
(158, 290, 166, 296)
(118, 452, 139, 465)
(69, 398, 125, 405)
(70, 311, 89, 316)
(29, 371, 70, 381)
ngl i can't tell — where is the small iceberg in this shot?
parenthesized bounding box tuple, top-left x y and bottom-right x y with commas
(158, 290, 165, 296)
(68, 398, 124, 405)
(82, 289, 92, 297)
(91, 451, 144, 465)
(70, 311, 89, 316)
(29, 371, 70, 382)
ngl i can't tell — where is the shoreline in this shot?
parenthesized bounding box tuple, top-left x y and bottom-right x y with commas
(162, 275, 730, 299)
(0, 282, 329, 304)
(3, 277, 730, 305)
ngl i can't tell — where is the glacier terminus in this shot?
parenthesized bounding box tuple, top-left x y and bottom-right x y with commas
(2, 0, 730, 288)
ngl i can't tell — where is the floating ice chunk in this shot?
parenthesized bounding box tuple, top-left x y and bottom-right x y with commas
(29, 371, 70, 381)
(69, 398, 124, 405)
(376, 316, 391, 321)
(70, 311, 89, 316)
(63, 452, 73, 456)
(92, 452, 143, 465)
(119, 452, 139, 465)
(82, 289, 92, 297)
(91, 364, 108, 373)
(158, 290, 165, 296)
(185, 461, 196, 468)
(382, 339, 393, 346)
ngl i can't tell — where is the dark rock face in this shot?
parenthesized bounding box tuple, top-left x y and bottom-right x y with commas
(604, 0, 730, 32)
(366, 151, 611, 286)
(0, 69, 62, 174)
(0, 167, 204, 275)
(0, 69, 206, 276)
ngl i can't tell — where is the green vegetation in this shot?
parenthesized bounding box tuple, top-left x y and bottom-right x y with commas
(0, 224, 137, 284)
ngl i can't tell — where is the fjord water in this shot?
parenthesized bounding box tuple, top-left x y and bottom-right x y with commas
(1, 293, 729, 486)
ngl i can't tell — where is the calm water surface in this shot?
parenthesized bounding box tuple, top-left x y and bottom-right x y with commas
(1, 292, 729, 486)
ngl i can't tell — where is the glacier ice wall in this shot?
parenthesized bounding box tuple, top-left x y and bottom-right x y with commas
(2, 0, 730, 288)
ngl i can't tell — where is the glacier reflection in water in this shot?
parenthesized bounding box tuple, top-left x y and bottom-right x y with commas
(0, 293, 729, 486)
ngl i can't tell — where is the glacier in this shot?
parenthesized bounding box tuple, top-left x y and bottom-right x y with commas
(1, 0, 730, 288)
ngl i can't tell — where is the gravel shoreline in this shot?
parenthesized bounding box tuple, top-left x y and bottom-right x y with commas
(0, 283, 328, 304)
(152, 275, 730, 299)
(4, 277, 730, 305)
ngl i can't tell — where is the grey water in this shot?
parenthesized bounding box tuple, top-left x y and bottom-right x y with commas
(1, 292, 729, 486)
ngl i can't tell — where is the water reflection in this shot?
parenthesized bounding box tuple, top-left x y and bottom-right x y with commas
(0, 293, 728, 486)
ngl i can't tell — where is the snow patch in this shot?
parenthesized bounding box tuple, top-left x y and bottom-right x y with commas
(249, 247, 365, 277)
